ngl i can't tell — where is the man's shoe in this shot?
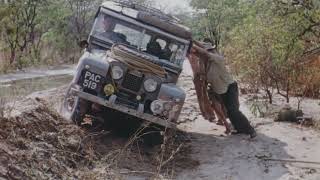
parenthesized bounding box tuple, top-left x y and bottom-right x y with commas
(231, 129, 257, 138)
(231, 130, 240, 135)
(249, 129, 257, 139)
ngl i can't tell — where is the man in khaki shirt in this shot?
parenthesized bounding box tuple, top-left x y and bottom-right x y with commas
(191, 40, 256, 138)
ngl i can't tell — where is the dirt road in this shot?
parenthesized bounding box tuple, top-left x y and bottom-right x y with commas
(176, 63, 320, 180)
(1, 63, 320, 179)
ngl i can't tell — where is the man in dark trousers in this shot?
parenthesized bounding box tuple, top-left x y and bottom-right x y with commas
(191, 40, 257, 138)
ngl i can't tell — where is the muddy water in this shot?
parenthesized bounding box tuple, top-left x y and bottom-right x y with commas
(0, 74, 73, 98)
(0, 70, 74, 99)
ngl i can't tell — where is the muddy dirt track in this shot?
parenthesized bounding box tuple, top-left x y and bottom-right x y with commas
(0, 86, 199, 180)
(1, 67, 320, 180)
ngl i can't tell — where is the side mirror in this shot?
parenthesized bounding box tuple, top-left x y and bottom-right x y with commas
(79, 40, 89, 49)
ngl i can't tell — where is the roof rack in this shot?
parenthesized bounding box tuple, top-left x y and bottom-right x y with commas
(112, 0, 180, 23)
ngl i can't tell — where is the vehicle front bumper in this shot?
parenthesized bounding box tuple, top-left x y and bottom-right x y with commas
(70, 88, 177, 129)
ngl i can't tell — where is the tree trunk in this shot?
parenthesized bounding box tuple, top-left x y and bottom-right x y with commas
(9, 50, 16, 64)
(265, 89, 273, 104)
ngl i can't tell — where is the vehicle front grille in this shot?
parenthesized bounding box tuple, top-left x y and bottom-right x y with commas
(122, 73, 143, 92)
(115, 92, 139, 109)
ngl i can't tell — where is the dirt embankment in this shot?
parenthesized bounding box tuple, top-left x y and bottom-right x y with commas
(0, 101, 90, 179)
(0, 89, 198, 180)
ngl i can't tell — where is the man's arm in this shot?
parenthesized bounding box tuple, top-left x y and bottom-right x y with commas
(193, 40, 225, 63)
(193, 40, 206, 49)
(192, 44, 210, 59)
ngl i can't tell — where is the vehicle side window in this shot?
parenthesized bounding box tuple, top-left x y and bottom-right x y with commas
(141, 35, 151, 51)
(113, 24, 142, 47)
(144, 36, 186, 63)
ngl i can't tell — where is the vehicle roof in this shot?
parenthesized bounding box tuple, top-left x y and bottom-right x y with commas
(100, 1, 192, 40)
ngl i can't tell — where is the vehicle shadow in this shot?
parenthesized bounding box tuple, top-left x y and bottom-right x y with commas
(80, 117, 292, 180)
(177, 131, 292, 180)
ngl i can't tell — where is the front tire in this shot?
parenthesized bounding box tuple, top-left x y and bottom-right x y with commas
(60, 83, 90, 125)
(71, 98, 90, 125)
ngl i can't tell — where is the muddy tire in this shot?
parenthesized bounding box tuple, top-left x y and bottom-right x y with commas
(60, 83, 90, 124)
(71, 98, 90, 125)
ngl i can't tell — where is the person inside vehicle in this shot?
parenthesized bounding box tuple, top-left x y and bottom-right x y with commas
(190, 39, 257, 138)
(101, 15, 127, 43)
(146, 38, 162, 57)
(160, 44, 173, 60)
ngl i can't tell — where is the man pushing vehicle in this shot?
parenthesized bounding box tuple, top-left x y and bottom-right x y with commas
(189, 39, 257, 138)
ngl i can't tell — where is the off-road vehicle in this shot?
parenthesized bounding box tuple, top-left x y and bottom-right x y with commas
(61, 1, 192, 133)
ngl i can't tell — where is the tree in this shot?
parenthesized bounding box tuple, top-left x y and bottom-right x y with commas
(0, 0, 103, 68)
(225, 0, 320, 102)
(0, 0, 44, 65)
(189, 0, 320, 103)
(189, 0, 245, 50)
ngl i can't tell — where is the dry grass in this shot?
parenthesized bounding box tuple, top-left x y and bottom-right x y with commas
(0, 98, 15, 118)
(0, 84, 21, 118)
(0, 98, 5, 118)
(314, 120, 320, 131)
(104, 124, 194, 179)
(0, 58, 12, 74)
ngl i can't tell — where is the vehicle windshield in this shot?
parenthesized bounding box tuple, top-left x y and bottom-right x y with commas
(91, 12, 187, 66)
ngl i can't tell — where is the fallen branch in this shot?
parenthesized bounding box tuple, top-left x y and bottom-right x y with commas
(262, 158, 320, 165)
(119, 170, 158, 176)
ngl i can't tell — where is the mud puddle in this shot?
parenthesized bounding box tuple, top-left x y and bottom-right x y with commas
(0, 69, 73, 100)
(0, 74, 73, 99)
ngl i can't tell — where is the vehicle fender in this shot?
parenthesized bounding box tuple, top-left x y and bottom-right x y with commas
(158, 83, 186, 102)
(157, 83, 186, 121)
(72, 51, 110, 84)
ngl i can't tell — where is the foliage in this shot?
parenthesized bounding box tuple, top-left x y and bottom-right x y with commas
(0, 0, 158, 71)
(189, 0, 320, 102)
(189, 0, 246, 50)
(0, 0, 103, 71)
(1, 0, 319, 103)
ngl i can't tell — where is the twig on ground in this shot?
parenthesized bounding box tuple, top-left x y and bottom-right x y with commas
(262, 158, 320, 165)
(111, 125, 149, 169)
(156, 127, 168, 175)
(119, 170, 158, 176)
(160, 144, 183, 167)
(0, 98, 6, 118)
(77, 130, 110, 151)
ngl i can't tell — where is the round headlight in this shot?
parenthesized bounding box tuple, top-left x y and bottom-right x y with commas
(143, 78, 158, 92)
(150, 100, 164, 115)
(111, 66, 123, 80)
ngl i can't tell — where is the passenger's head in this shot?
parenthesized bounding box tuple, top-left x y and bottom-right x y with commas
(147, 40, 162, 57)
(103, 15, 113, 31)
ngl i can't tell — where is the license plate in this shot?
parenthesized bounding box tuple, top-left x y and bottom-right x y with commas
(81, 71, 103, 90)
